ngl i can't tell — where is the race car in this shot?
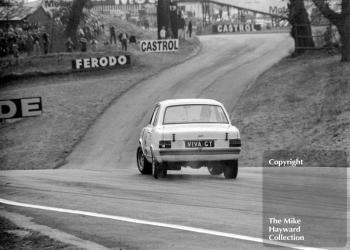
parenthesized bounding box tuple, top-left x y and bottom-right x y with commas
(136, 99, 241, 179)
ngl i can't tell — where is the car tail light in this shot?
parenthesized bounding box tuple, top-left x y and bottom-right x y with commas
(159, 140, 171, 148)
(229, 139, 241, 147)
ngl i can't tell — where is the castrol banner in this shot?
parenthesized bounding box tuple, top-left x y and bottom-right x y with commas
(140, 39, 179, 53)
(213, 23, 257, 33)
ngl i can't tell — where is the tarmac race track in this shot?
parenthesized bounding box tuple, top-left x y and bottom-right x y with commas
(1, 34, 349, 250)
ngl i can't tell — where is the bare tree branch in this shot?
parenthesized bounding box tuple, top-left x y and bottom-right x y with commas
(342, 0, 349, 12)
(312, 0, 342, 25)
(342, 0, 350, 16)
(312, 0, 350, 61)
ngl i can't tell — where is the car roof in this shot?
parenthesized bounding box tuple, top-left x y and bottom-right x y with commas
(158, 99, 223, 107)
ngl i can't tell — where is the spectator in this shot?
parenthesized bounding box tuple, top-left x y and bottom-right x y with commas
(33, 33, 41, 56)
(144, 19, 150, 30)
(91, 38, 98, 52)
(80, 36, 88, 52)
(0, 32, 7, 57)
(110, 25, 117, 44)
(25, 33, 34, 56)
(42, 32, 50, 54)
(188, 20, 193, 38)
(12, 41, 19, 64)
(119, 32, 128, 51)
(78, 28, 84, 37)
(166, 27, 173, 39)
(8, 25, 14, 33)
(178, 16, 185, 39)
(129, 35, 137, 45)
(160, 26, 166, 39)
(84, 26, 91, 40)
(12, 41, 19, 58)
(65, 37, 74, 52)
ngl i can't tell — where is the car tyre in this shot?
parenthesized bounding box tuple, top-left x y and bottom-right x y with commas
(137, 147, 152, 174)
(224, 160, 238, 179)
(152, 154, 161, 179)
(162, 169, 168, 177)
(207, 166, 223, 175)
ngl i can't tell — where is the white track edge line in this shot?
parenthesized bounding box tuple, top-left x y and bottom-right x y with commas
(0, 198, 325, 250)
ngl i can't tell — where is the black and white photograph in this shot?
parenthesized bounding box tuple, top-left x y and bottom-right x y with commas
(0, 0, 349, 249)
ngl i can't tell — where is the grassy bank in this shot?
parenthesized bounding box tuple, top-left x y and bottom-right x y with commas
(0, 209, 113, 249)
(231, 52, 350, 167)
(0, 38, 201, 170)
(0, 216, 76, 250)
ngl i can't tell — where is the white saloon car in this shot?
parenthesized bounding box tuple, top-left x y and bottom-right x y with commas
(137, 99, 241, 179)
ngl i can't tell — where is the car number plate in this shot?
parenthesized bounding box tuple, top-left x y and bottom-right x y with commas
(185, 140, 215, 148)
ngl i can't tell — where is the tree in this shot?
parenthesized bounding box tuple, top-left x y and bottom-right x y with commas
(288, 0, 315, 55)
(0, 0, 23, 6)
(0, 0, 12, 6)
(66, 0, 89, 41)
(312, 0, 350, 61)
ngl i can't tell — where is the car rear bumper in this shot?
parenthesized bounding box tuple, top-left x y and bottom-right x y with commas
(155, 148, 240, 162)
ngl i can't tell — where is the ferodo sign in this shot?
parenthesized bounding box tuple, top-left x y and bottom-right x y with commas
(213, 23, 257, 33)
(140, 39, 179, 53)
(0, 97, 42, 119)
(72, 55, 130, 70)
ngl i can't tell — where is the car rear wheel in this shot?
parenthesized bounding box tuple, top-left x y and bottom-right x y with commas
(207, 166, 223, 175)
(152, 154, 161, 179)
(137, 147, 152, 174)
(224, 160, 238, 179)
(162, 169, 168, 177)
(152, 154, 167, 179)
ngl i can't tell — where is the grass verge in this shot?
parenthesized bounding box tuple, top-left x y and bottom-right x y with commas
(231, 52, 350, 167)
(0, 216, 77, 250)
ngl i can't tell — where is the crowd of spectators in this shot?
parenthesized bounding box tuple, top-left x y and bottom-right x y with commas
(71, 24, 105, 53)
(0, 19, 105, 58)
(1, 15, 163, 59)
(0, 23, 50, 58)
(107, 25, 133, 51)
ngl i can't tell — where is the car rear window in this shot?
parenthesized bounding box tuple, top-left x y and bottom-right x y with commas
(163, 104, 229, 124)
